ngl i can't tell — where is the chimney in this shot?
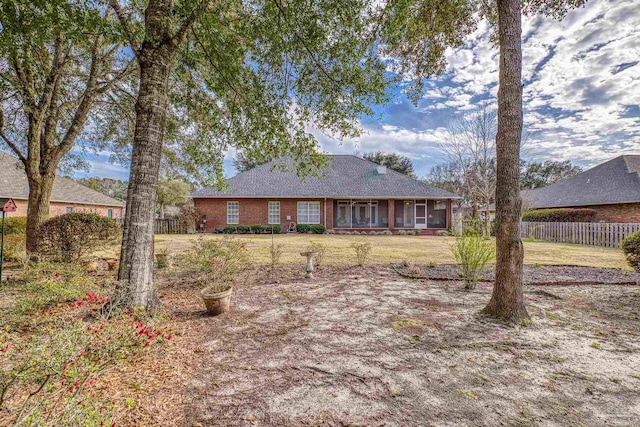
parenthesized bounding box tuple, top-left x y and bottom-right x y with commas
(376, 165, 387, 175)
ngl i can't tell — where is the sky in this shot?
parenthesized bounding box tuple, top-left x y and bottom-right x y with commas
(76, 0, 640, 181)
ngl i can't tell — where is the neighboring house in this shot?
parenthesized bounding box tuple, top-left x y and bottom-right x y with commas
(524, 155, 640, 222)
(191, 155, 460, 234)
(0, 152, 124, 218)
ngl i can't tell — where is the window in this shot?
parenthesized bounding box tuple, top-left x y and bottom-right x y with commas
(297, 201, 320, 224)
(107, 209, 113, 219)
(66, 207, 74, 213)
(227, 201, 239, 224)
(268, 201, 280, 224)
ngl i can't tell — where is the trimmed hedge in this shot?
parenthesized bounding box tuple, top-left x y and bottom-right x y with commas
(622, 231, 640, 272)
(222, 224, 281, 234)
(296, 224, 326, 234)
(521, 208, 597, 223)
(38, 213, 121, 262)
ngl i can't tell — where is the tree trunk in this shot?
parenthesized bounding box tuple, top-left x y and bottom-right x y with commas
(481, 0, 530, 324)
(25, 174, 55, 254)
(117, 3, 176, 307)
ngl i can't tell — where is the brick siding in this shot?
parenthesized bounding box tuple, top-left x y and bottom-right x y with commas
(589, 203, 640, 222)
(6, 199, 123, 219)
(194, 198, 328, 232)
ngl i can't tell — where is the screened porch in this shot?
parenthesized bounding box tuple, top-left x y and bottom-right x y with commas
(333, 200, 390, 228)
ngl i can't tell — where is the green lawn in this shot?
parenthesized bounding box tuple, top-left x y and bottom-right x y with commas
(154, 233, 629, 270)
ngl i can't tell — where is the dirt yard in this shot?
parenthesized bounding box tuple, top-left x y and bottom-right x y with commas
(157, 265, 640, 427)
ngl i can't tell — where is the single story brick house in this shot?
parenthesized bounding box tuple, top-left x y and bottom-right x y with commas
(0, 151, 124, 218)
(191, 155, 460, 234)
(524, 155, 640, 222)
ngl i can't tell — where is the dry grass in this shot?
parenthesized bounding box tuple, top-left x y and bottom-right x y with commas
(153, 233, 629, 270)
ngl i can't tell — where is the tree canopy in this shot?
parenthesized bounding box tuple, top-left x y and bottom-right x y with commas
(361, 151, 417, 178)
(520, 160, 582, 189)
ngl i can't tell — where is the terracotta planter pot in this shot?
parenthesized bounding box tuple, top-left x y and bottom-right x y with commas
(201, 286, 232, 316)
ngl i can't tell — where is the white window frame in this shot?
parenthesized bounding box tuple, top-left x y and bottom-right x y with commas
(268, 201, 280, 224)
(107, 208, 113, 219)
(297, 201, 321, 224)
(227, 201, 239, 224)
(66, 206, 74, 213)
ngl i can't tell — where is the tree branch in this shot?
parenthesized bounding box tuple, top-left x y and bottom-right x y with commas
(170, 0, 212, 51)
(0, 107, 27, 165)
(109, 0, 141, 57)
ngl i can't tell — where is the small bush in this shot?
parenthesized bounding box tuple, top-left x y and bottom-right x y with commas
(38, 213, 121, 262)
(451, 227, 496, 290)
(179, 237, 250, 292)
(222, 224, 281, 234)
(310, 224, 326, 234)
(4, 216, 27, 235)
(296, 224, 311, 233)
(522, 208, 597, 222)
(178, 205, 200, 233)
(622, 231, 640, 272)
(350, 241, 372, 266)
(3, 233, 26, 261)
(306, 241, 327, 267)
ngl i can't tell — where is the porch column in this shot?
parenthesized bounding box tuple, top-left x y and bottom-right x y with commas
(389, 200, 395, 231)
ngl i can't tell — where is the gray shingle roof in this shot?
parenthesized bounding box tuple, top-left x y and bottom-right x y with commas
(0, 151, 124, 207)
(191, 155, 460, 199)
(526, 155, 640, 208)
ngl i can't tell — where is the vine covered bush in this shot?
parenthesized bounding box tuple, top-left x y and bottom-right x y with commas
(522, 208, 597, 222)
(38, 213, 121, 262)
(4, 217, 27, 235)
(622, 231, 640, 272)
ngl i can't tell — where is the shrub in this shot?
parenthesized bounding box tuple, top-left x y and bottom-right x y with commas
(180, 237, 250, 292)
(296, 224, 311, 233)
(4, 216, 27, 235)
(451, 227, 496, 290)
(221, 224, 281, 234)
(350, 241, 372, 266)
(3, 233, 26, 261)
(306, 241, 327, 267)
(38, 213, 121, 262)
(178, 204, 200, 233)
(522, 208, 597, 222)
(310, 224, 326, 234)
(622, 231, 640, 272)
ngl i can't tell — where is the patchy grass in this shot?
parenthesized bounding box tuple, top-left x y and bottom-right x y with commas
(154, 233, 629, 269)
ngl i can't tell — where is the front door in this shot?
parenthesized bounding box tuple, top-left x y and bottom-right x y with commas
(415, 201, 427, 229)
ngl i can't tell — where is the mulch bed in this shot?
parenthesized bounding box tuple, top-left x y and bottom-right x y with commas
(395, 263, 640, 286)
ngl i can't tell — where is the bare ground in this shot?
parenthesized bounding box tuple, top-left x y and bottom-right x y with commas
(160, 266, 640, 427)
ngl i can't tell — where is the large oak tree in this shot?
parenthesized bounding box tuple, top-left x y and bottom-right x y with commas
(0, 0, 135, 253)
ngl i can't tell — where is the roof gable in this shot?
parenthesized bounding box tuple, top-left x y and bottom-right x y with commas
(0, 152, 124, 207)
(527, 155, 640, 208)
(192, 155, 460, 199)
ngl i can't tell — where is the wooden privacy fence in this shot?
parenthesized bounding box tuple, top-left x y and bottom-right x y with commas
(116, 218, 186, 234)
(520, 221, 640, 248)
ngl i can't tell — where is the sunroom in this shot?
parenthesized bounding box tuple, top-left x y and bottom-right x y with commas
(332, 199, 449, 230)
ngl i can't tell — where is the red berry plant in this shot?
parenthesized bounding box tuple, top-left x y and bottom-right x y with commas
(0, 265, 173, 426)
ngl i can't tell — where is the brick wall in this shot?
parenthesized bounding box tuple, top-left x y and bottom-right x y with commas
(6, 199, 123, 219)
(589, 203, 640, 222)
(194, 198, 328, 232)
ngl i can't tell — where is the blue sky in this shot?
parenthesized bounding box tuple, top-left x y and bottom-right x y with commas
(77, 0, 640, 181)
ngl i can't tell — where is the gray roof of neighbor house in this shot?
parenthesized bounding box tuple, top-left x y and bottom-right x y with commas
(0, 151, 124, 207)
(191, 155, 460, 199)
(526, 155, 640, 209)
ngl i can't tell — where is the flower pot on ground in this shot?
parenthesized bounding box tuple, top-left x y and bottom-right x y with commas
(201, 285, 233, 316)
(179, 237, 250, 316)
